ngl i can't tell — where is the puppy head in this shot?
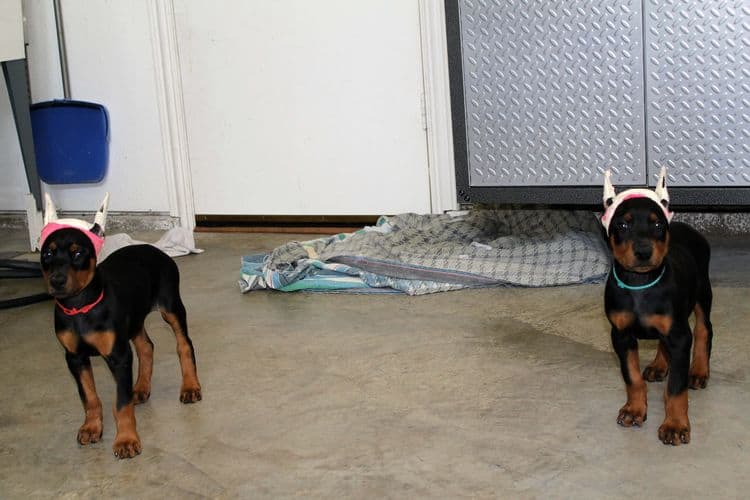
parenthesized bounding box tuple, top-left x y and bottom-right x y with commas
(39, 192, 109, 256)
(608, 197, 670, 273)
(601, 168, 672, 235)
(40, 228, 97, 298)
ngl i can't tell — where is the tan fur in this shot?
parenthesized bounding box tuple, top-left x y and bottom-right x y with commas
(83, 330, 116, 357)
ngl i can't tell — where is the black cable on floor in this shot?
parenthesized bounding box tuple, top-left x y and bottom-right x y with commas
(0, 292, 51, 310)
(0, 258, 51, 309)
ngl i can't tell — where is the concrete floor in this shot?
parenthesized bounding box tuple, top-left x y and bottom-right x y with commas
(1, 227, 749, 498)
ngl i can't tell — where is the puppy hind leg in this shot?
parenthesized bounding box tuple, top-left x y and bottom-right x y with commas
(159, 297, 201, 403)
(131, 327, 154, 404)
(689, 298, 713, 389)
(643, 340, 669, 382)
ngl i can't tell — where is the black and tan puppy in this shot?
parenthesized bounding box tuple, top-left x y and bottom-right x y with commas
(601, 169, 713, 445)
(39, 193, 201, 458)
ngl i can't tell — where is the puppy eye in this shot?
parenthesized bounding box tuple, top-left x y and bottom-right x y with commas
(617, 221, 629, 231)
(653, 221, 663, 229)
(42, 250, 53, 260)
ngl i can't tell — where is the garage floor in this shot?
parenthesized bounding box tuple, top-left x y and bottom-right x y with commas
(1, 227, 749, 498)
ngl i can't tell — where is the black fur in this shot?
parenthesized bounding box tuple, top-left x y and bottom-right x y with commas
(41, 228, 201, 459)
(604, 198, 713, 445)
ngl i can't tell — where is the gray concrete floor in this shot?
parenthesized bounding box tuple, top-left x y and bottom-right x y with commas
(0, 228, 749, 499)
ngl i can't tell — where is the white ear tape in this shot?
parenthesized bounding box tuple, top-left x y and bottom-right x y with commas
(602, 170, 616, 208)
(654, 167, 670, 208)
(92, 192, 110, 234)
(601, 168, 674, 234)
(43, 193, 59, 226)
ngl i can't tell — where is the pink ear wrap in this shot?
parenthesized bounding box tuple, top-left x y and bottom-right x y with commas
(39, 221, 105, 257)
(601, 189, 673, 235)
(40, 192, 109, 257)
(601, 168, 673, 235)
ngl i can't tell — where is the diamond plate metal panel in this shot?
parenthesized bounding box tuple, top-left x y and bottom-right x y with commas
(645, 0, 750, 186)
(458, 0, 646, 187)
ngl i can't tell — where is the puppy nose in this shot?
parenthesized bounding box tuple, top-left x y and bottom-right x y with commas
(634, 244, 652, 262)
(49, 274, 67, 290)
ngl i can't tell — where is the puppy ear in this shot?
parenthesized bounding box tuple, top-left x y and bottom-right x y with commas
(654, 167, 670, 208)
(91, 192, 110, 237)
(602, 170, 616, 209)
(43, 192, 59, 225)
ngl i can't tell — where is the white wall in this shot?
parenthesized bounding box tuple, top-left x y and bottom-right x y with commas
(1, 1, 454, 217)
(0, 0, 24, 61)
(0, 0, 171, 213)
(0, 80, 29, 210)
(0, 0, 30, 211)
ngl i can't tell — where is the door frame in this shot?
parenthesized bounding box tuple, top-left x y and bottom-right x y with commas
(148, 0, 195, 229)
(419, 0, 458, 213)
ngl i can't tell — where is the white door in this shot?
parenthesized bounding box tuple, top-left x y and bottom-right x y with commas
(174, 0, 431, 215)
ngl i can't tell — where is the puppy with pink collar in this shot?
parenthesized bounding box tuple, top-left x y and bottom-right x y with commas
(39, 193, 202, 459)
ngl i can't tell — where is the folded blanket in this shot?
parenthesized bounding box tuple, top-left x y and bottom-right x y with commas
(240, 210, 610, 295)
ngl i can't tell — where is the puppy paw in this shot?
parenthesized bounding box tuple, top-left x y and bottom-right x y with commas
(617, 403, 647, 427)
(658, 420, 690, 445)
(643, 365, 668, 382)
(179, 384, 202, 404)
(132, 388, 151, 404)
(113, 433, 142, 459)
(688, 371, 709, 390)
(77, 420, 103, 445)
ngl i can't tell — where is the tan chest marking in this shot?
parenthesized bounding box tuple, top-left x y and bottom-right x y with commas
(642, 314, 673, 336)
(609, 311, 673, 336)
(83, 330, 116, 357)
(608, 311, 635, 331)
(56, 330, 79, 353)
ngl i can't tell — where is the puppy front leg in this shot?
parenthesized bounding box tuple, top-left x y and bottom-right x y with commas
(611, 326, 647, 427)
(65, 352, 103, 445)
(659, 327, 692, 445)
(104, 343, 141, 459)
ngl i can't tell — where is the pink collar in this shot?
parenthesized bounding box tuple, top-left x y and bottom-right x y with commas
(56, 290, 104, 316)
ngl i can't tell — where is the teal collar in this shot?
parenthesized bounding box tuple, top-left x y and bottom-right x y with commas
(612, 265, 666, 291)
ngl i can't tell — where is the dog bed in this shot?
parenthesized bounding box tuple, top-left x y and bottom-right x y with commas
(239, 210, 610, 296)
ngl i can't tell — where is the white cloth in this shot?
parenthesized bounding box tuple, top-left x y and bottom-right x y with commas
(99, 227, 204, 261)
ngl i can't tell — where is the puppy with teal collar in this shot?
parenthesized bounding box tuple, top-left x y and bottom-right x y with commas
(602, 168, 713, 445)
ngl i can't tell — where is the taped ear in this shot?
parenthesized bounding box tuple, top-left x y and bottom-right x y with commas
(602, 170, 616, 209)
(43, 193, 59, 226)
(91, 192, 110, 237)
(654, 167, 670, 209)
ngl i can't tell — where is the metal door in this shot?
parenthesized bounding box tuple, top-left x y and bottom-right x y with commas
(645, 0, 750, 187)
(447, 0, 750, 205)
(456, 0, 646, 188)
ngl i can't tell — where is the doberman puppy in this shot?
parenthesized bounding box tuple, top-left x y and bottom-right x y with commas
(39, 194, 201, 458)
(601, 169, 713, 445)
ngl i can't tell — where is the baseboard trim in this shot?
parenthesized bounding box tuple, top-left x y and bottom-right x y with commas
(194, 226, 365, 235)
(195, 214, 380, 227)
(0, 211, 179, 232)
